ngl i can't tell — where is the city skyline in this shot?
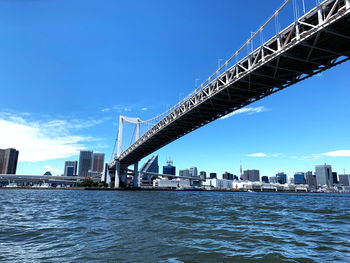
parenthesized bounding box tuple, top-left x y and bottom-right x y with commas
(0, 0, 349, 177)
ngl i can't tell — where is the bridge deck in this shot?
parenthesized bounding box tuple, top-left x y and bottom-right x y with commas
(115, 0, 350, 167)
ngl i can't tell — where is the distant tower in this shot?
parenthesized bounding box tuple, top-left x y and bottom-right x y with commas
(240, 161, 243, 180)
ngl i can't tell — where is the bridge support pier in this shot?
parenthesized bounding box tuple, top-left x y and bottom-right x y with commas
(114, 161, 120, 188)
(346, 0, 350, 9)
(133, 162, 140, 188)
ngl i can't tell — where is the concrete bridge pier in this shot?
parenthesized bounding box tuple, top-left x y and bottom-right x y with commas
(114, 161, 120, 188)
(133, 162, 140, 188)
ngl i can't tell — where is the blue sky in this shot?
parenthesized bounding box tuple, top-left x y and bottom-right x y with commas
(0, 0, 349, 179)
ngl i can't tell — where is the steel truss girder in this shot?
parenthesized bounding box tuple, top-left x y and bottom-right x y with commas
(116, 0, 350, 166)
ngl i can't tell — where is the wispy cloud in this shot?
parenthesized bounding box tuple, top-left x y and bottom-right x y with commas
(220, 106, 269, 120)
(101, 108, 111, 112)
(247, 152, 267, 157)
(0, 112, 102, 162)
(322, 150, 350, 157)
(141, 107, 148, 111)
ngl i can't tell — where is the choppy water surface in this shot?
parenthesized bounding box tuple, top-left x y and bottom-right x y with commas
(0, 190, 349, 262)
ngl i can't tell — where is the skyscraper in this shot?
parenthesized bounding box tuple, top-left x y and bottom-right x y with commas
(338, 174, 350, 186)
(92, 153, 105, 173)
(64, 161, 78, 176)
(294, 172, 306, 184)
(140, 155, 159, 174)
(0, 148, 19, 174)
(78, 150, 93, 177)
(209, 172, 217, 179)
(189, 167, 198, 177)
(305, 171, 317, 189)
(243, 170, 260, 182)
(332, 172, 338, 184)
(315, 164, 333, 187)
(276, 172, 287, 184)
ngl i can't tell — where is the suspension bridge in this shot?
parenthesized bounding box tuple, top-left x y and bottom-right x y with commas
(109, 0, 350, 188)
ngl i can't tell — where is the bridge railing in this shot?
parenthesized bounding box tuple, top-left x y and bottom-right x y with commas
(117, 0, 349, 162)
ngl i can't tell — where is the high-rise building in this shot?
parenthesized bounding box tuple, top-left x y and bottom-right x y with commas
(222, 172, 234, 180)
(0, 148, 19, 174)
(315, 164, 333, 187)
(189, 167, 198, 177)
(339, 174, 350, 186)
(200, 171, 206, 181)
(294, 172, 306, 184)
(276, 172, 287, 184)
(92, 153, 105, 173)
(64, 161, 78, 176)
(140, 155, 159, 174)
(261, 176, 269, 183)
(209, 172, 217, 179)
(163, 165, 176, 175)
(332, 172, 338, 184)
(78, 150, 93, 177)
(269, 176, 277, 183)
(179, 169, 190, 177)
(243, 170, 260, 182)
(305, 171, 317, 188)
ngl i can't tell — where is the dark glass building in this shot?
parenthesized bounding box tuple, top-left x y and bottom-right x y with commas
(276, 172, 287, 184)
(209, 173, 217, 179)
(261, 176, 269, 183)
(332, 172, 338, 184)
(163, 165, 176, 175)
(294, 172, 306, 184)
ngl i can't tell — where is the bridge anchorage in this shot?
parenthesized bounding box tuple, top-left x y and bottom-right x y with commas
(109, 0, 350, 189)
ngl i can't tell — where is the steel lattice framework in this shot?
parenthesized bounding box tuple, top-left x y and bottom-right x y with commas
(111, 0, 350, 169)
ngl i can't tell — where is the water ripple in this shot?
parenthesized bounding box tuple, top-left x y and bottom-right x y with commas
(0, 190, 350, 262)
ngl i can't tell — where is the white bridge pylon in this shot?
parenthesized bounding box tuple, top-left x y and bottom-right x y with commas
(117, 115, 141, 158)
(115, 115, 153, 188)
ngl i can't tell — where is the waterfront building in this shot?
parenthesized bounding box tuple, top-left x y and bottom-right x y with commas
(64, 161, 78, 176)
(332, 172, 338, 184)
(92, 153, 105, 173)
(276, 172, 287, 184)
(209, 172, 217, 179)
(0, 148, 19, 174)
(305, 171, 317, 189)
(315, 164, 333, 187)
(179, 169, 190, 177)
(233, 175, 238, 180)
(289, 178, 294, 184)
(243, 170, 260, 182)
(140, 154, 159, 174)
(44, 171, 52, 176)
(203, 179, 233, 189)
(339, 174, 350, 186)
(153, 178, 191, 189)
(163, 165, 176, 175)
(261, 176, 269, 183)
(78, 150, 93, 177)
(66, 166, 75, 177)
(294, 172, 306, 184)
(269, 176, 277, 183)
(189, 167, 198, 177)
(222, 172, 234, 180)
(200, 171, 206, 181)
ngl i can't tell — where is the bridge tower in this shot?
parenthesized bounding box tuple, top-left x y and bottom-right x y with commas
(114, 115, 141, 188)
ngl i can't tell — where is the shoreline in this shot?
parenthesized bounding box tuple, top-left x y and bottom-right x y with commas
(0, 187, 348, 194)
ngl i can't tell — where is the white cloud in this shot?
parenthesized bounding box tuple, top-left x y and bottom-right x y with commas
(247, 152, 267, 157)
(220, 106, 269, 119)
(322, 150, 350, 157)
(0, 112, 101, 162)
(141, 107, 148, 111)
(101, 108, 111, 112)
